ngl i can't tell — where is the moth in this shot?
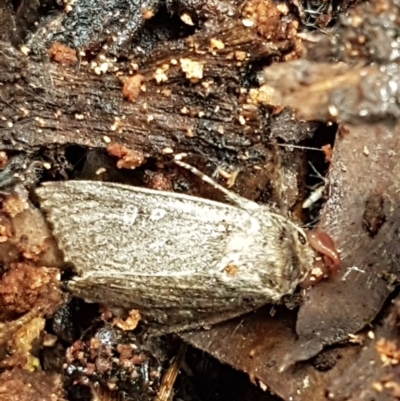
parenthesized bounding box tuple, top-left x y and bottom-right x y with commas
(35, 159, 325, 332)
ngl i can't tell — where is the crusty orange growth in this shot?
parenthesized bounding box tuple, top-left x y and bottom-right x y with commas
(48, 42, 77, 66)
(122, 74, 145, 102)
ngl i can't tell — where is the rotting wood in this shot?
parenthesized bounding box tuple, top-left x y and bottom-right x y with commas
(0, 9, 297, 166)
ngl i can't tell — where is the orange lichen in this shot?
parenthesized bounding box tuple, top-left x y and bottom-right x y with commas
(113, 309, 141, 331)
(122, 74, 145, 102)
(0, 263, 61, 320)
(107, 143, 145, 169)
(141, 8, 154, 19)
(375, 338, 400, 365)
(48, 42, 77, 66)
(2, 194, 29, 218)
(322, 144, 333, 163)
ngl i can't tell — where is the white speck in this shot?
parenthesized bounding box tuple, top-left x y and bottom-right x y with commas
(150, 209, 167, 221)
(162, 147, 174, 154)
(258, 380, 268, 391)
(20, 45, 31, 56)
(181, 13, 194, 26)
(242, 19, 254, 27)
(389, 79, 398, 93)
(328, 105, 338, 117)
(95, 167, 106, 175)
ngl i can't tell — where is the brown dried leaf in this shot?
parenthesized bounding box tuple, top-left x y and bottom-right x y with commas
(328, 296, 400, 401)
(290, 123, 400, 365)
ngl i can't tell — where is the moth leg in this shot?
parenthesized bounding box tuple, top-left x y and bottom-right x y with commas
(174, 157, 260, 212)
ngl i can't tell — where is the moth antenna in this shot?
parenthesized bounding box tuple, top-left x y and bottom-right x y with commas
(268, 143, 324, 152)
(174, 156, 259, 211)
(174, 156, 308, 242)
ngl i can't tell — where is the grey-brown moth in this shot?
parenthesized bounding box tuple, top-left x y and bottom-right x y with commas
(35, 162, 317, 332)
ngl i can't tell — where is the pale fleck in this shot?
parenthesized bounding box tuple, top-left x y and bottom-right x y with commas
(235, 51, 247, 61)
(94, 62, 110, 75)
(372, 382, 383, 392)
(150, 209, 167, 221)
(35, 117, 46, 127)
(186, 128, 194, 137)
(20, 107, 29, 117)
(20, 45, 31, 56)
(242, 19, 254, 27)
(162, 147, 174, 154)
(95, 168, 107, 175)
(302, 376, 310, 389)
(110, 117, 121, 131)
(180, 58, 204, 82)
(154, 69, 168, 83)
(180, 13, 194, 26)
(276, 3, 289, 14)
(328, 105, 338, 117)
(209, 38, 225, 52)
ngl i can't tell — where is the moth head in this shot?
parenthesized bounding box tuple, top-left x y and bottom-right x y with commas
(292, 229, 316, 283)
(275, 226, 315, 288)
(255, 213, 316, 297)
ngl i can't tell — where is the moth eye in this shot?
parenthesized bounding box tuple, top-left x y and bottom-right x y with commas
(298, 232, 306, 245)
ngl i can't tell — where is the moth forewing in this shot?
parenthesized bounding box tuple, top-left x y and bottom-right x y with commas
(35, 180, 314, 328)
